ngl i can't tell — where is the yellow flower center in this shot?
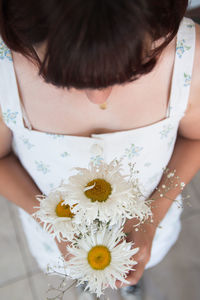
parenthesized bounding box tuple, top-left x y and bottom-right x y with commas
(87, 245, 111, 270)
(55, 200, 75, 218)
(84, 179, 112, 202)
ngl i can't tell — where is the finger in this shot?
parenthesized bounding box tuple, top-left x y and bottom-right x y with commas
(126, 261, 146, 286)
(64, 253, 74, 261)
(115, 260, 145, 288)
(115, 251, 140, 288)
(115, 264, 137, 288)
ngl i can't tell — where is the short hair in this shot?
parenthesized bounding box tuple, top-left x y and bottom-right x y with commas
(0, 0, 188, 89)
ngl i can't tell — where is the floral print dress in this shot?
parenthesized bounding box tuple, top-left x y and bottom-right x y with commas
(0, 18, 196, 270)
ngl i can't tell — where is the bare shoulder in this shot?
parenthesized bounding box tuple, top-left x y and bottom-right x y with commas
(0, 106, 13, 158)
(178, 22, 200, 139)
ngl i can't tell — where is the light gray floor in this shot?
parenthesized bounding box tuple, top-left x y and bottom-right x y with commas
(0, 172, 200, 300)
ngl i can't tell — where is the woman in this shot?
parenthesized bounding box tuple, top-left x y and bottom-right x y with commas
(0, 1, 200, 299)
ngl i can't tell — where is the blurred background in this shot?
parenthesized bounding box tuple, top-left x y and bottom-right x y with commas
(0, 2, 200, 300)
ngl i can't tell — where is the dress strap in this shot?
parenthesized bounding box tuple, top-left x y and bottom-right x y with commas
(0, 36, 31, 130)
(167, 17, 196, 119)
(20, 103, 33, 130)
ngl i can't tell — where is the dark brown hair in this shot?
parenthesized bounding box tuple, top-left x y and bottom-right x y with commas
(0, 0, 188, 89)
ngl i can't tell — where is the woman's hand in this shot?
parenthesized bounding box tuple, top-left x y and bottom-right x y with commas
(33, 215, 74, 262)
(33, 213, 74, 262)
(116, 218, 157, 288)
(55, 237, 74, 261)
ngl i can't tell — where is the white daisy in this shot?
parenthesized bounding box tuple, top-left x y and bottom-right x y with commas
(33, 189, 79, 242)
(61, 159, 152, 225)
(66, 226, 139, 297)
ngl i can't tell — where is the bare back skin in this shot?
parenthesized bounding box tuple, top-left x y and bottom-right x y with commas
(5, 35, 184, 138)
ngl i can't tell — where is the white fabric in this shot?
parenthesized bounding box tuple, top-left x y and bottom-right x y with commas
(0, 18, 196, 271)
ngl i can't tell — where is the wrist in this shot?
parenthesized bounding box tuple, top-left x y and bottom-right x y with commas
(124, 217, 157, 238)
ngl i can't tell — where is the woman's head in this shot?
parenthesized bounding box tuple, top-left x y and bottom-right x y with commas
(0, 0, 188, 90)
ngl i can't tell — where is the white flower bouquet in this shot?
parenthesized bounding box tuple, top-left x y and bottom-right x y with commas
(33, 158, 155, 298)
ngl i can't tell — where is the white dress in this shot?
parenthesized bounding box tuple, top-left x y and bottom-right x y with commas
(0, 17, 195, 271)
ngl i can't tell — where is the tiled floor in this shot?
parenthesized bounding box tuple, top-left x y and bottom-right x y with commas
(0, 171, 200, 300)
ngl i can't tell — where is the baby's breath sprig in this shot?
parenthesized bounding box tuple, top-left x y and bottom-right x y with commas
(132, 168, 191, 233)
(46, 258, 76, 300)
(46, 278, 76, 300)
(152, 167, 190, 209)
